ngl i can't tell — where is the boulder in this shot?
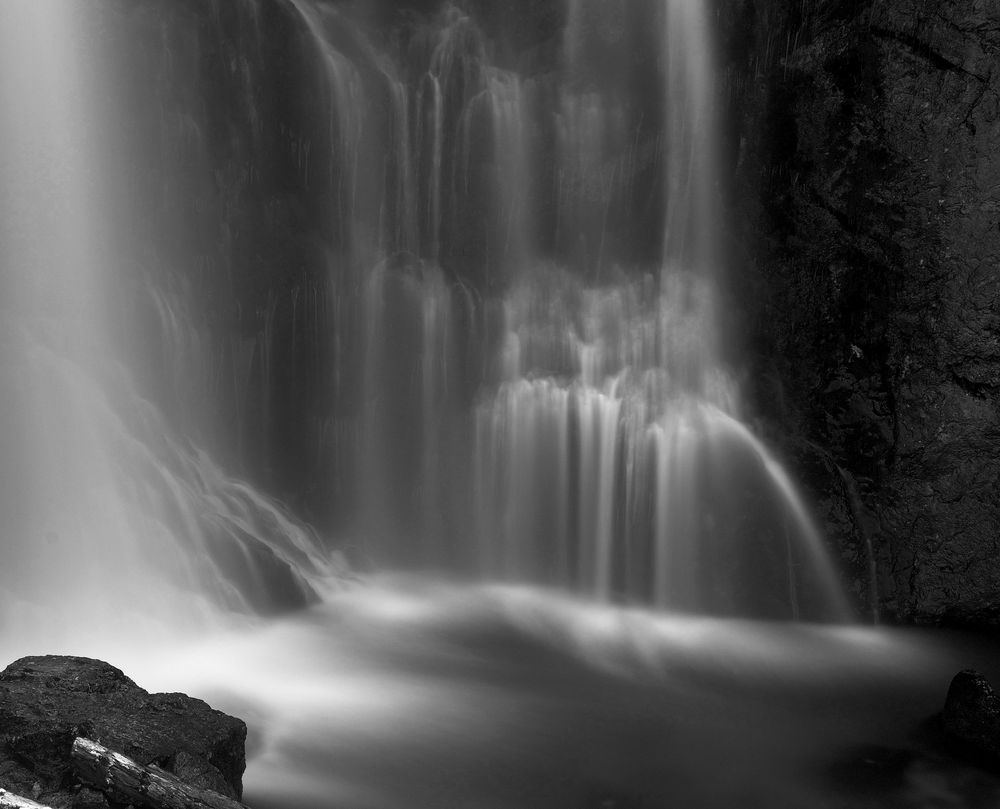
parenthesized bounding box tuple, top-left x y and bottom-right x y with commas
(940, 668, 1000, 769)
(0, 656, 246, 809)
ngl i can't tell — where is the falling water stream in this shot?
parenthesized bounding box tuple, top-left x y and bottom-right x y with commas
(2, 1, 998, 807)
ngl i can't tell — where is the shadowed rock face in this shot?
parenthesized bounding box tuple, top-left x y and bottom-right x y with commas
(729, 0, 1000, 625)
(942, 668, 1000, 769)
(0, 656, 246, 808)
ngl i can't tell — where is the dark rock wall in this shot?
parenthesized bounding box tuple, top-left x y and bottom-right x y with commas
(732, 0, 1000, 623)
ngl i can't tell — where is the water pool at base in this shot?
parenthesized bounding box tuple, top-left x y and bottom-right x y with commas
(101, 576, 1000, 809)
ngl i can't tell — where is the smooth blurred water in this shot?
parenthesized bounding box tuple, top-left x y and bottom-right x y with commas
(0, 0, 851, 631)
(102, 576, 996, 809)
(3, 564, 996, 807)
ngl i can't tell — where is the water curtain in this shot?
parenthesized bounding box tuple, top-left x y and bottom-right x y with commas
(0, 0, 850, 638)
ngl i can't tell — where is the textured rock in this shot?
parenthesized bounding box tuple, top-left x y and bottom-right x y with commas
(734, 0, 1000, 624)
(941, 668, 1000, 768)
(0, 656, 246, 809)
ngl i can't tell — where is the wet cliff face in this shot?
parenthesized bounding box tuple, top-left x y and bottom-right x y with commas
(733, 0, 1000, 624)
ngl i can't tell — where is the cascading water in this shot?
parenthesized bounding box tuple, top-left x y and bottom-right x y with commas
(474, 270, 849, 617)
(264, 0, 849, 619)
(9, 3, 991, 809)
(0, 0, 849, 633)
(0, 0, 343, 657)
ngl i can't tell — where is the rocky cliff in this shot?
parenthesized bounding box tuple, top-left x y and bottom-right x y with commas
(732, 0, 1000, 624)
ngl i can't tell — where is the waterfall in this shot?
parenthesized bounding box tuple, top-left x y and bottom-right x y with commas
(0, 0, 344, 655)
(275, 0, 848, 619)
(0, 0, 851, 638)
(16, 8, 1000, 809)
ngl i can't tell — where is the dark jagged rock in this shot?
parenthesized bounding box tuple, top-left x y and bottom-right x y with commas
(0, 657, 246, 809)
(732, 0, 1000, 625)
(71, 738, 245, 809)
(940, 669, 1000, 769)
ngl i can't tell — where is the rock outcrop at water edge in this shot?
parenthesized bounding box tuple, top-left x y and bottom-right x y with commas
(0, 656, 245, 809)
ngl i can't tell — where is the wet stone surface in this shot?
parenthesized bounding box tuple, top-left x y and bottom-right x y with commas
(0, 655, 246, 809)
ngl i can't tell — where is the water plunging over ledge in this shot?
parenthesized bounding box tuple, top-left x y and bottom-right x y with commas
(473, 268, 849, 617)
(9, 2, 991, 808)
(272, 0, 849, 619)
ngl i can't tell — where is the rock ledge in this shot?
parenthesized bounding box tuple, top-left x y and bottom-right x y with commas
(0, 656, 246, 809)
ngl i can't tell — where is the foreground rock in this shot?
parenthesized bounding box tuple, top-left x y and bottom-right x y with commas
(0, 656, 246, 809)
(940, 668, 1000, 770)
(71, 738, 244, 809)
